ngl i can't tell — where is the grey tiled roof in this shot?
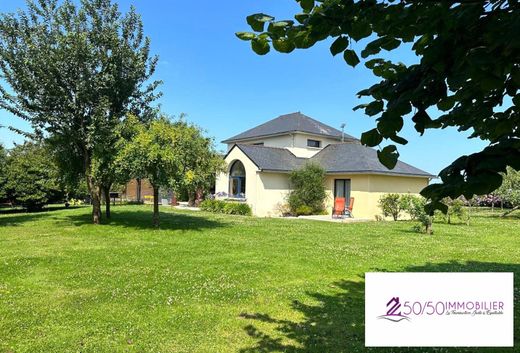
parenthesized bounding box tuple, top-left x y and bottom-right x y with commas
(311, 143, 434, 177)
(222, 112, 357, 143)
(234, 144, 307, 172)
(230, 143, 434, 177)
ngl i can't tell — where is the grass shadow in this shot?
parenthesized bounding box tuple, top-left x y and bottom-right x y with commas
(240, 261, 519, 352)
(0, 206, 84, 226)
(64, 208, 227, 232)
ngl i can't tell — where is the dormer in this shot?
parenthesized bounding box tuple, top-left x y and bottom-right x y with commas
(222, 112, 358, 158)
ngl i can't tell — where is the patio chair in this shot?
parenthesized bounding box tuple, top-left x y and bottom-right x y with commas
(345, 197, 355, 218)
(332, 197, 346, 218)
(332, 197, 355, 218)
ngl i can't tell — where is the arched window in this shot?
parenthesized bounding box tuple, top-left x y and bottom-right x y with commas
(229, 160, 246, 197)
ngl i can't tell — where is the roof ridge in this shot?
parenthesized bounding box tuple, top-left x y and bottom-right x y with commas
(309, 143, 334, 160)
(236, 143, 292, 152)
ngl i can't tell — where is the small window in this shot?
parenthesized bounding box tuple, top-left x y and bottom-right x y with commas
(252, 142, 264, 146)
(307, 139, 321, 148)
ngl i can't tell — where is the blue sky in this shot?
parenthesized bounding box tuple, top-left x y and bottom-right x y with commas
(0, 0, 489, 175)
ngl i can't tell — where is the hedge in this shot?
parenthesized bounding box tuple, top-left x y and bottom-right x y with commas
(200, 199, 252, 216)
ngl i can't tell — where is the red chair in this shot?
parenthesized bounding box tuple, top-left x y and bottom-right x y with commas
(332, 197, 346, 218)
(345, 197, 355, 218)
(332, 197, 355, 218)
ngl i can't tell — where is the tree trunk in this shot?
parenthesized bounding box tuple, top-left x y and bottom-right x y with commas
(425, 216, 433, 235)
(104, 184, 112, 219)
(501, 205, 519, 217)
(136, 178, 142, 203)
(188, 191, 196, 207)
(84, 152, 101, 224)
(153, 185, 160, 227)
(195, 188, 204, 207)
(86, 175, 101, 224)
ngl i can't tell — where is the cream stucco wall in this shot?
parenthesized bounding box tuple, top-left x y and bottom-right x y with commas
(226, 132, 342, 158)
(226, 135, 294, 151)
(324, 174, 430, 219)
(215, 147, 260, 214)
(216, 147, 292, 217)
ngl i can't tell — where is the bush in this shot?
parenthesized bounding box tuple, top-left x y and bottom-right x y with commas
(287, 163, 327, 215)
(295, 205, 313, 216)
(5, 142, 64, 211)
(400, 194, 426, 220)
(200, 199, 251, 216)
(378, 194, 402, 221)
(223, 202, 252, 216)
(446, 198, 467, 224)
(200, 199, 222, 212)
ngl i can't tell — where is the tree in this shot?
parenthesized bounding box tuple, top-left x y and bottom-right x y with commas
(91, 113, 149, 219)
(495, 166, 520, 216)
(0, 0, 160, 223)
(5, 142, 63, 211)
(287, 163, 327, 215)
(173, 118, 225, 206)
(0, 144, 7, 201)
(238, 1, 519, 214)
(117, 117, 181, 227)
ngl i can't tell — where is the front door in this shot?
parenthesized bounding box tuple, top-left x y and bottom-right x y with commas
(334, 179, 351, 203)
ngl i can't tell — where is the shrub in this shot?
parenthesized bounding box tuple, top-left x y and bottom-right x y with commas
(378, 194, 402, 221)
(200, 199, 251, 216)
(400, 194, 426, 220)
(5, 142, 63, 211)
(223, 202, 252, 216)
(446, 198, 467, 224)
(295, 205, 313, 216)
(287, 163, 327, 215)
(200, 199, 221, 212)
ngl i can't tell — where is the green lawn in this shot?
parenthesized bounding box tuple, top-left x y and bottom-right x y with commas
(0, 206, 518, 353)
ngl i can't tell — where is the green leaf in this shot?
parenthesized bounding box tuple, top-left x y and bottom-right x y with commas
(412, 109, 436, 135)
(330, 36, 349, 56)
(467, 171, 503, 196)
(235, 32, 255, 41)
(380, 37, 400, 51)
(251, 38, 270, 55)
(272, 38, 295, 53)
(299, 0, 314, 13)
(377, 115, 404, 136)
(272, 20, 293, 28)
(294, 13, 309, 24)
(437, 96, 456, 111)
(246, 13, 275, 32)
(343, 49, 360, 67)
(365, 58, 385, 69)
(361, 128, 383, 147)
(389, 135, 408, 145)
(361, 40, 382, 58)
(349, 20, 371, 41)
(424, 200, 448, 215)
(365, 100, 384, 116)
(353, 103, 368, 111)
(377, 145, 400, 169)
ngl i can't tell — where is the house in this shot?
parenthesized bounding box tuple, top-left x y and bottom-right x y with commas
(215, 112, 435, 219)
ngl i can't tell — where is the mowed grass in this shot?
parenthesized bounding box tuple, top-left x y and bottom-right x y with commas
(0, 206, 518, 353)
